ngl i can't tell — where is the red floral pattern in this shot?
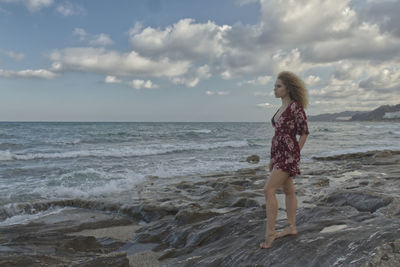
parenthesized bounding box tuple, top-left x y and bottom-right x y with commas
(270, 101, 309, 177)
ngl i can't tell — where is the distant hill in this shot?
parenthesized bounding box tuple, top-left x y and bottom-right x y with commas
(308, 104, 400, 122)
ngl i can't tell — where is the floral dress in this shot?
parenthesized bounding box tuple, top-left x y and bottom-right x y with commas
(270, 101, 309, 178)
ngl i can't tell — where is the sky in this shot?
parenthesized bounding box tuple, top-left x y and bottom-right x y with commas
(0, 0, 399, 122)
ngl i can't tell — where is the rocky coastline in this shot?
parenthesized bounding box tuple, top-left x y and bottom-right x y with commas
(1, 150, 400, 266)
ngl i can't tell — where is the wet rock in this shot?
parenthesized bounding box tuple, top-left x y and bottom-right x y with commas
(59, 236, 102, 252)
(373, 151, 392, 158)
(2, 149, 400, 266)
(362, 239, 400, 267)
(230, 179, 252, 188)
(246, 155, 260, 164)
(174, 209, 220, 225)
(231, 198, 259, 208)
(76, 252, 130, 267)
(321, 191, 392, 213)
(312, 177, 330, 187)
(123, 203, 179, 223)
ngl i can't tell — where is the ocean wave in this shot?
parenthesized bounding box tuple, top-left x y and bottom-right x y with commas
(0, 205, 73, 226)
(310, 146, 400, 159)
(0, 198, 136, 226)
(0, 140, 249, 161)
(183, 129, 212, 134)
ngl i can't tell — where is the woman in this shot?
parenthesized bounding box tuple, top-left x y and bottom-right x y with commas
(259, 71, 309, 249)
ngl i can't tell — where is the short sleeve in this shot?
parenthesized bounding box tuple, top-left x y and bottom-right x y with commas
(293, 102, 309, 136)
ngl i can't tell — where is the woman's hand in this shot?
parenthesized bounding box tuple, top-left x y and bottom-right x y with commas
(269, 161, 273, 172)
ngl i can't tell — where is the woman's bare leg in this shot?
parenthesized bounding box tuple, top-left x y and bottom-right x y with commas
(259, 168, 289, 248)
(277, 176, 298, 238)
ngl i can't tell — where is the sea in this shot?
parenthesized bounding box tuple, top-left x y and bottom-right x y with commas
(0, 121, 399, 225)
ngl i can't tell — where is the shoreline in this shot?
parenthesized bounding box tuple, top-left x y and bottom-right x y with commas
(1, 149, 400, 266)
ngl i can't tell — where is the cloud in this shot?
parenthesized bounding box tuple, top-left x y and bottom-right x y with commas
(73, 28, 87, 41)
(104, 75, 121, 84)
(238, 75, 272, 86)
(171, 65, 211, 87)
(0, 0, 54, 12)
(129, 79, 159, 90)
(1, 50, 25, 60)
(235, 0, 258, 6)
(0, 68, 58, 79)
(359, 0, 400, 38)
(73, 29, 113, 46)
(0, 6, 11, 14)
(256, 102, 272, 108)
(205, 90, 230, 96)
(304, 75, 320, 87)
(56, 1, 85, 16)
(55, 0, 399, 93)
(7, 0, 397, 115)
(89, 34, 113, 46)
(254, 91, 272, 97)
(49, 47, 190, 78)
(359, 67, 400, 90)
(129, 18, 231, 62)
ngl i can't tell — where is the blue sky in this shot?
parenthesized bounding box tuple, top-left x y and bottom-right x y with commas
(1, 0, 399, 121)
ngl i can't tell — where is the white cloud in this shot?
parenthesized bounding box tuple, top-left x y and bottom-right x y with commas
(359, 67, 400, 90)
(73, 28, 87, 41)
(0, 0, 54, 12)
(56, 1, 85, 16)
(238, 75, 272, 86)
(256, 102, 272, 108)
(0, 6, 11, 14)
(205, 90, 230, 96)
(129, 22, 143, 36)
(205, 90, 214, 95)
(73, 29, 112, 46)
(1, 50, 25, 60)
(130, 18, 231, 61)
(172, 64, 211, 87)
(217, 91, 230, 95)
(304, 75, 321, 87)
(89, 34, 114, 46)
(129, 79, 159, 90)
(50, 47, 190, 78)
(235, 0, 258, 6)
(254, 91, 272, 97)
(0, 68, 58, 79)
(104, 75, 121, 84)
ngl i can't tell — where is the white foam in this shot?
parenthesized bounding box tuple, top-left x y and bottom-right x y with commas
(0, 150, 13, 161)
(32, 170, 145, 199)
(187, 129, 212, 133)
(0, 206, 71, 226)
(311, 146, 400, 159)
(320, 224, 347, 233)
(0, 140, 249, 161)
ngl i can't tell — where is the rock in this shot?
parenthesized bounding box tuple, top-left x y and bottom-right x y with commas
(59, 236, 102, 252)
(312, 177, 330, 187)
(231, 198, 259, 208)
(321, 191, 392, 213)
(174, 209, 220, 225)
(76, 252, 130, 267)
(362, 240, 400, 267)
(2, 149, 400, 267)
(373, 151, 392, 158)
(246, 155, 260, 164)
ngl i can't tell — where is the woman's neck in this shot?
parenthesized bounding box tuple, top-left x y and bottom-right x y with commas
(281, 96, 293, 106)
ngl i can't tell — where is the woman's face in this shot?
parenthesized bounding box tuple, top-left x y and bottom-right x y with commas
(274, 79, 288, 98)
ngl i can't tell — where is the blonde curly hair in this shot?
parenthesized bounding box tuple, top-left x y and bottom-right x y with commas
(278, 71, 309, 109)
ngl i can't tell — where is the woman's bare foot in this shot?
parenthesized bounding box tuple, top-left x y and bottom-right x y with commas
(276, 226, 297, 239)
(259, 232, 278, 249)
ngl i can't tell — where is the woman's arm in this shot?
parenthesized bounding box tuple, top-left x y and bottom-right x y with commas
(298, 134, 308, 151)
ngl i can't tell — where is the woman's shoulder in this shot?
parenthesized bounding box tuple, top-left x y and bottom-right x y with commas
(290, 101, 302, 110)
